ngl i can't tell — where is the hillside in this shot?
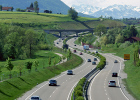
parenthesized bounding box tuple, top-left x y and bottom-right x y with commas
(0, 0, 93, 18)
(0, 12, 125, 30)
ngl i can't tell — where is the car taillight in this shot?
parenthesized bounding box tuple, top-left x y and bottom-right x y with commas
(109, 83, 110, 84)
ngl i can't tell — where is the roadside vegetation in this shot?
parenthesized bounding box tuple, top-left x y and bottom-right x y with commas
(0, 53, 83, 100)
(74, 33, 97, 45)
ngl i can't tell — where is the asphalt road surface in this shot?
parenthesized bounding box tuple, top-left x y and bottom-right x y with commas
(18, 38, 99, 100)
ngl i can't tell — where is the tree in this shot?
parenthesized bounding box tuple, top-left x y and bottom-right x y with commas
(30, 3, 33, 8)
(34, 1, 39, 14)
(16, 8, 21, 12)
(18, 65, 24, 76)
(11, 7, 14, 11)
(5, 57, 14, 78)
(130, 25, 138, 37)
(48, 57, 51, 67)
(34, 60, 39, 71)
(25, 61, 33, 72)
(115, 34, 124, 43)
(68, 7, 78, 20)
(100, 36, 108, 45)
(0, 5, 2, 11)
(95, 24, 107, 36)
(24, 29, 38, 58)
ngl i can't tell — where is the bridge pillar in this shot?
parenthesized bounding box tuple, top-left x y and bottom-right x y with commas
(59, 32, 62, 38)
(76, 32, 78, 37)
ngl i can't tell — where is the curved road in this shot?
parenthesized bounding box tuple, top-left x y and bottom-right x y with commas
(18, 38, 99, 100)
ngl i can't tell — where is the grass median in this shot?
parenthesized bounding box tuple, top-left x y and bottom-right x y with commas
(0, 53, 83, 100)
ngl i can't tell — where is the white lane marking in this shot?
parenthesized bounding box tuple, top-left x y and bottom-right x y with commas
(89, 69, 103, 100)
(67, 81, 78, 100)
(49, 88, 58, 99)
(103, 54, 129, 100)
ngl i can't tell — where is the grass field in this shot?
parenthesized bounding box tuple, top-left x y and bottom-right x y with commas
(0, 11, 125, 30)
(102, 44, 140, 100)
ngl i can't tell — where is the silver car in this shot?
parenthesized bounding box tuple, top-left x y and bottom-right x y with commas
(108, 80, 116, 87)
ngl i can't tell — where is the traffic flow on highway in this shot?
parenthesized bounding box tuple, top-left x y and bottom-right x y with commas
(18, 36, 134, 100)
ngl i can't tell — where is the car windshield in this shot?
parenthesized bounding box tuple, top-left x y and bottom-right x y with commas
(31, 97, 39, 100)
(110, 81, 116, 83)
(68, 70, 72, 72)
(50, 80, 56, 82)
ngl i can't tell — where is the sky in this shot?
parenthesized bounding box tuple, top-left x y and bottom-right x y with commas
(61, 0, 140, 8)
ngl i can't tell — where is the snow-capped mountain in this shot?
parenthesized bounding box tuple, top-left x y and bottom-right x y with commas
(72, 4, 101, 15)
(72, 4, 140, 19)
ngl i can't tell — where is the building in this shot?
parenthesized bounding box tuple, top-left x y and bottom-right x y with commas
(26, 7, 39, 12)
(125, 37, 140, 43)
(2, 7, 12, 11)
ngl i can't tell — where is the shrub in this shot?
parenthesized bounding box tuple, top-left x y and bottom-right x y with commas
(75, 90, 83, 97)
(119, 41, 131, 48)
(75, 96, 84, 100)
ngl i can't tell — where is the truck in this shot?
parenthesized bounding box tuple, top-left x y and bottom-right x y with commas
(83, 45, 89, 50)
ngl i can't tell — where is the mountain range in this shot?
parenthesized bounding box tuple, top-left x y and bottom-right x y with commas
(72, 4, 140, 19)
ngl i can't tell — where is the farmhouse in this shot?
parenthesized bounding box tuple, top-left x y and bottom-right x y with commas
(125, 37, 140, 43)
(2, 7, 12, 11)
(26, 7, 39, 12)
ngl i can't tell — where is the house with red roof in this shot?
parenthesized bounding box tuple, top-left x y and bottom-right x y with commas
(2, 7, 12, 11)
(125, 37, 140, 43)
(26, 7, 39, 12)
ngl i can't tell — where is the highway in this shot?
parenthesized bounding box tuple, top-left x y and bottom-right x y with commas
(18, 38, 99, 100)
(67, 37, 134, 100)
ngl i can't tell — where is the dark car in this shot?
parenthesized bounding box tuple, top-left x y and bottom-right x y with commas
(94, 58, 97, 61)
(73, 50, 76, 53)
(74, 44, 76, 46)
(112, 72, 118, 77)
(87, 59, 91, 62)
(57, 42, 59, 44)
(30, 96, 41, 100)
(49, 80, 57, 86)
(92, 61, 96, 65)
(95, 51, 98, 53)
(67, 70, 73, 75)
(114, 60, 118, 63)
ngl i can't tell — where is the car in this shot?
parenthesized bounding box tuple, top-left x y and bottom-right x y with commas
(67, 70, 73, 75)
(80, 52, 83, 55)
(57, 42, 59, 44)
(112, 72, 118, 77)
(95, 51, 98, 53)
(87, 59, 91, 62)
(92, 61, 96, 65)
(49, 80, 57, 86)
(114, 60, 118, 63)
(30, 96, 41, 100)
(74, 44, 76, 46)
(93, 58, 97, 61)
(108, 80, 116, 87)
(73, 50, 76, 53)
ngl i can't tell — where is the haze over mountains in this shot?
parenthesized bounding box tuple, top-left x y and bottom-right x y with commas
(73, 4, 140, 19)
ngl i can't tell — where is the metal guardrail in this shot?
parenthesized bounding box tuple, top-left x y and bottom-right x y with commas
(83, 68, 99, 100)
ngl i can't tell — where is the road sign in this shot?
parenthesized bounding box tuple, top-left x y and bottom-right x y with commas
(124, 54, 130, 60)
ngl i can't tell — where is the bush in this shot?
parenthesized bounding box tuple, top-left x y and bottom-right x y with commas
(75, 96, 84, 100)
(75, 90, 83, 97)
(119, 41, 131, 48)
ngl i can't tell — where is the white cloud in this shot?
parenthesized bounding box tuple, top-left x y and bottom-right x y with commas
(61, 0, 140, 8)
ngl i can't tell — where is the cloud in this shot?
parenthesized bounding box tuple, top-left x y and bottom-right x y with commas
(61, 0, 140, 8)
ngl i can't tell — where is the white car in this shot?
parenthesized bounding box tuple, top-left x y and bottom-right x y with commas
(30, 96, 41, 100)
(108, 80, 116, 87)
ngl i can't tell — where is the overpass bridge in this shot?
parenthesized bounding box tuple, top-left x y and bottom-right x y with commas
(44, 28, 94, 37)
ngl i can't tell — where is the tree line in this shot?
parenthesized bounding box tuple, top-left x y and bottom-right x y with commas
(0, 24, 51, 61)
